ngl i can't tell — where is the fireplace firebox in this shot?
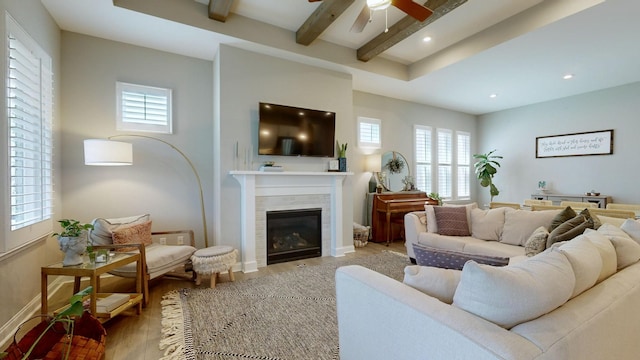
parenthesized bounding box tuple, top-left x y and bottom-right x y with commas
(266, 208, 322, 265)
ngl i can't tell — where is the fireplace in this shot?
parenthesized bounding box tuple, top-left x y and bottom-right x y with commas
(267, 208, 322, 264)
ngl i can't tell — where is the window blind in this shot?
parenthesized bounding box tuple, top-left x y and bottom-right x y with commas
(414, 126, 432, 193)
(437, 129, 452, 198)
(358, 117, 381, 148)
(7, 29, 53, 231)
(457, 132, 471, 198)
(116, 82, 172, 133)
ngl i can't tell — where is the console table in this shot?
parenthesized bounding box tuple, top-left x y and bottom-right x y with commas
(531, 193, 612, 208)
(371, 192, 436, 245)
(41, 252, 143, 323)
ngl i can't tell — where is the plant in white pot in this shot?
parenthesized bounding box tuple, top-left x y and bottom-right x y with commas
(52, 219, 94, 266)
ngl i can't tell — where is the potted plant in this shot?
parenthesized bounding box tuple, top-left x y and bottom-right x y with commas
(52, 219, 94, 266)
(336, 141, 348, 172)
(473, 150, 503, 202)
(427, 192, 443, 205)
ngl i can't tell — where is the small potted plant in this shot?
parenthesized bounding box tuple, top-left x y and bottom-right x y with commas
(336, 141, 348, 172)
(52, 219, 94, 266)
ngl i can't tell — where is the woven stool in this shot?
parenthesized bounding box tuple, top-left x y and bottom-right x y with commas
(191, 245, 238, 288)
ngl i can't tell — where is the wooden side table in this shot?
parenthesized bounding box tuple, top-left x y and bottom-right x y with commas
(41, 252, 143, 323)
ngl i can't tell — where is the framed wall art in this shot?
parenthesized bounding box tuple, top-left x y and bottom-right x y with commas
(536, 129, 613, 158)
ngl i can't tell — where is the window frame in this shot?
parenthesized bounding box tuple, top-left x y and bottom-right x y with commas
(357, 116, 381, 149)
(414, 125, 432, 194)
(116, 81, 173, 134)
(3, 13, 54, 252)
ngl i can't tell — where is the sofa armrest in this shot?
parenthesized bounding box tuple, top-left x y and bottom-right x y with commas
(335, 265, 541, 360)
(404, 211, 426, 260)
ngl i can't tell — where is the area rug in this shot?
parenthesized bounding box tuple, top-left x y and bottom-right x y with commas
(159, 251, 410, 360)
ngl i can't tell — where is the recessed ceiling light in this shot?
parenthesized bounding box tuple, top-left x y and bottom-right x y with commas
(489, 93, 498, 98)
(422, 36, 432, 42)
(563, 74, 574, 80)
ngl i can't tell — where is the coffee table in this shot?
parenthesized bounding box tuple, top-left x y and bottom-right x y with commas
(41, 252, 143, 323)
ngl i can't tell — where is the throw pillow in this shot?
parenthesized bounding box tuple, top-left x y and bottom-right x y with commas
(546, 214, 594, 248)
(621, 219, 640, 243)
(548, 206, 577, 232)
(90, 214, 151, 246)
(501, 209, 560, 246)
(579, 208, 601, 229)
(452, 250, 575, 329)
(557, 235, 602, 298)
(582, 231, 617, 282)
(470, 207, 506, 241)
(524, 226, 549, 257)
(433, 206, 471, 236)
(403, 265, 461, 304)
(443, 202, 477, 233)
(595, 223, 640, 269)
(413, 243, 509, 270)
(112, 220, 153, 252)
(424, 205, 438, 233)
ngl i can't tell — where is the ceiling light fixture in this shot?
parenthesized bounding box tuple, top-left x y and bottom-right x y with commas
(422, 36, 432, 42)
(489, 93, 498, 98)
(563, 74, 574, 80)
(367, 0, 391, 11)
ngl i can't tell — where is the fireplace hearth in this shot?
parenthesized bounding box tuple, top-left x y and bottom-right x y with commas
(267, 208, 322, 264)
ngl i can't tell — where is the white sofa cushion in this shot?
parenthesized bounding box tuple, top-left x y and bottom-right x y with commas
(452, 249, 575, 329)
(582, 231, 617, 282)
(418, 233, 525, 258)
(621, 218, 640, 243)
(501, 209, 560, 246)
(593, 223, 640, 269)
(470, 207, 506, 241)
(557, 235, 602, 298)
(403, 265, 461, 304)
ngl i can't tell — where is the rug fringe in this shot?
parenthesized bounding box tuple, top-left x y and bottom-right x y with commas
(159, 290, 187, 360)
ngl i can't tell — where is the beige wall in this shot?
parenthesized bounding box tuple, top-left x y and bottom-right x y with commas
(0, 0, 62, 342)
(59, 32, 214, 248)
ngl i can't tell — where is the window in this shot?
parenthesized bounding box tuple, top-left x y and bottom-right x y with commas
(116, 82, 172, 134)
(457, 132, 471, 198)
(357, 117, 381, 149)
(4, 14, 53, 251)
(414, 126, 471, 201)
(437, 129, 452, 198)
(414, 125, 432, 193)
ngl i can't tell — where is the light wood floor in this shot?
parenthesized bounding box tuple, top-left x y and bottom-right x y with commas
(38, 241, 407, 359)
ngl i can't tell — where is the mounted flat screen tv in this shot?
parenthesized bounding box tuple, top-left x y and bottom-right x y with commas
(258, 102, 336, 157)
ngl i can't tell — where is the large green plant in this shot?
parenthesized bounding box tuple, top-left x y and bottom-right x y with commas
(473, 150, 503, 202)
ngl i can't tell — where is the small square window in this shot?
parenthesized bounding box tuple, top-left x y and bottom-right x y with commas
(116, 82, 172, 134)
(358, 117, 381, 149)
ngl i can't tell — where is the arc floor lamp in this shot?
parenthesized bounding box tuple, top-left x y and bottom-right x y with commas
(83, 135, 209, 248)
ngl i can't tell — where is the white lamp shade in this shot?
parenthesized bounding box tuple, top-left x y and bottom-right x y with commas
(365, 154, 382, 172)
(84, 139, 133, 166)
(367, 0, 391, 11)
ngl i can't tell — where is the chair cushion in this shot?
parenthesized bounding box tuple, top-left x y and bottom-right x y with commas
(109, 243, 196, 279)
(90, 214, 150, 246)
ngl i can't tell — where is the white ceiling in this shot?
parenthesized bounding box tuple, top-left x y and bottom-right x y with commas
(41, 0, 640, 115)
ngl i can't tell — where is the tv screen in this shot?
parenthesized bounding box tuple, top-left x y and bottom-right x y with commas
(258, 102, 336, 157)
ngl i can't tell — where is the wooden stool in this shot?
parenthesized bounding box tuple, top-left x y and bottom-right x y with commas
(191, 245, 238, 288)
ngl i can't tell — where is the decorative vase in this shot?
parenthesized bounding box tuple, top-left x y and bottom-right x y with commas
(58, 235, 87, 266)
(338, 157, 347, 172)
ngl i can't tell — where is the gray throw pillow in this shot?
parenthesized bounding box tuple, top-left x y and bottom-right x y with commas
(413, 243, 509, 270)
(546, 214, 594, 248)
(549, 206, 577, 232)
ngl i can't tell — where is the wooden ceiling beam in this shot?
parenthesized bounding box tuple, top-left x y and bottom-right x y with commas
(357, 0, 468, 62)
(209, 0, 234, 22)
(296, 0, 356, 46)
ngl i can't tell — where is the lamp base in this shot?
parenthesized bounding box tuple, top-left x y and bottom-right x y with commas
(369, 173, 378, 193)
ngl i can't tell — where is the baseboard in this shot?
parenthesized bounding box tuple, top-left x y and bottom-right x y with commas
(0, 277, 67, 349)
(332, 245, 356, 257)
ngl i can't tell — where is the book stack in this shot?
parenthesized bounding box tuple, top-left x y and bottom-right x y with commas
(95, 293, 130, 313)
(259, 165, 284, 172)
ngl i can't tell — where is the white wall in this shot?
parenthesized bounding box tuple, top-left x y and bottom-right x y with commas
(0, 0, 61, 339)
(477, 82, 640, 206)
(60, 32, 214, 248)
(214, 45, 354, 253)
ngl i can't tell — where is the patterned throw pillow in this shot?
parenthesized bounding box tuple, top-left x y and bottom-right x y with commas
(112, 220, 153, 252)
(433, 206, 470, 236)
(413, 243, 509, 270)
(524, 226, 549, 256)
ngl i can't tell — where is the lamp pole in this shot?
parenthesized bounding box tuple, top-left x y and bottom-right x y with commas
(109, 134, 209, 248)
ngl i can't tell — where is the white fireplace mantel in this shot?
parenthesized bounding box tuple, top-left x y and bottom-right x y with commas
(231, 171, 354, 272)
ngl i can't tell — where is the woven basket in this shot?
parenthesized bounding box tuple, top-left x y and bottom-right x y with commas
(3, 311, 106, 360)
(353, 227, 369, 248)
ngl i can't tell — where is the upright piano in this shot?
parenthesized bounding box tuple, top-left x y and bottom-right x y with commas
(371, 192, 438, 245)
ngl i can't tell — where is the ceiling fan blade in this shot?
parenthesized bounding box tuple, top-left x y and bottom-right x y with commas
(392, 0, 433, 21)
(350, 4, 371, 33)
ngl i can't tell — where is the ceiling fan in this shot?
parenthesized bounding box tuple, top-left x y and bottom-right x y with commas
(309, 0, 433, 33)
